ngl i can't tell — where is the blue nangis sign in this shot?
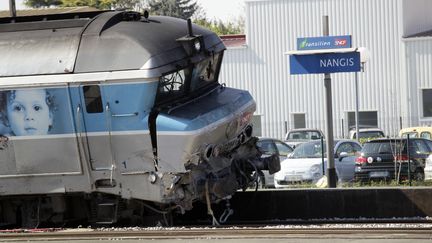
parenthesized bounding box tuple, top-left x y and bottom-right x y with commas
(289, 52, 360, 75)
(297, 35, 352, 50)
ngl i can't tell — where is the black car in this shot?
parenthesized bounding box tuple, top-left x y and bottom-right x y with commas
(254, 138, 294, 188)
(354, 138, 432, 182)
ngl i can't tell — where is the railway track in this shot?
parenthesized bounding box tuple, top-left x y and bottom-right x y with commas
(0, 224, 431, 241)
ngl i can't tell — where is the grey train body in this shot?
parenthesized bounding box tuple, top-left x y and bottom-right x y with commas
(0, 11, 278, 227)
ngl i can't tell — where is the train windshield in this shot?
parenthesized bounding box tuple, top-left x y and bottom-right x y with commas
(156, 52, 222, 105)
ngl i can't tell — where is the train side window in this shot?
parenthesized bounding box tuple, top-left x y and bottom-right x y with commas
(83, 85, 103, 113)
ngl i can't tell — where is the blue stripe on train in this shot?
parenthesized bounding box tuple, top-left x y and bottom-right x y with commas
(0, 83, 252, 136)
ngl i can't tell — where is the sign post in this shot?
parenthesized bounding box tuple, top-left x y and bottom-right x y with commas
(322, 16, 337, 188)
(286, 16, 368, 188)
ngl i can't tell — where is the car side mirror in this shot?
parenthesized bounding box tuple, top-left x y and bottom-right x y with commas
(338, 152, 349, 161)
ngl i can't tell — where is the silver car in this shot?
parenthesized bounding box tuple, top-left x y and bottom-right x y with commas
(274, 139, 362, 187)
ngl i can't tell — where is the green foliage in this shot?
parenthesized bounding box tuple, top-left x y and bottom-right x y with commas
(194, 17, 244, 35)
(350, 179, 432, 188)
(112, 0, 141, 9)
(23, 0, 244, 35)
(24, 0, 62, 8)
(358, 136, 382, 145)
(24, 0, 133, 9)
(148, 0, 198, 20)
(60, 0, 114, 9)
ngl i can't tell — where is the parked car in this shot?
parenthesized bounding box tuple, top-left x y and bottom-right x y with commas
(424, 154, 432, 181)
(354, 138, 432, 182)
(274, 139, 362, 187)
(284, 128, 324, 148)
(348, 126, 385, 140)
(399, 126, 432, 139)
(254, 138, 294, 188)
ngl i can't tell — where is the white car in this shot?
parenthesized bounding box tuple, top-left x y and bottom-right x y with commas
(274, 139, 362, 187)
(424, 154, 432, 181)
(285, 128, 324, 148)
(284, 128, 324, 148)
(348, 127, 385, 140)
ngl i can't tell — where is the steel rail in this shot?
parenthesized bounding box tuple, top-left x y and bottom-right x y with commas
(0, 226, 431, 241)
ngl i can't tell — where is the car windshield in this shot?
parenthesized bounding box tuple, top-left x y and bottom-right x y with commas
(287, 131, 321, 140)
(291, 141, 325, 158)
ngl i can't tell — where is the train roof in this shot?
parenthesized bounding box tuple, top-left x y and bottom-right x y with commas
(0, 10, 225, 78)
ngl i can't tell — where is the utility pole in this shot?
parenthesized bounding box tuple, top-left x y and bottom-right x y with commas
(9, 0, 17, 18)
(323, 16, 337, 188)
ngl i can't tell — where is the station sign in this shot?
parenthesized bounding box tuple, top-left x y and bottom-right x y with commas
(289, 51, 360, 75)
(297, 35, 351, 50)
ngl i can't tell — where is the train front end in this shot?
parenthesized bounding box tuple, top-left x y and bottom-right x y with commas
(72, 11, 280, 210)
(145, 18, 279, 210)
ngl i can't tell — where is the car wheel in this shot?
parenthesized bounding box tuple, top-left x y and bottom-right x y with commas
(249, 172, 265, 190)
(256, 174, 265, 189)
(413, 169, 425, 181)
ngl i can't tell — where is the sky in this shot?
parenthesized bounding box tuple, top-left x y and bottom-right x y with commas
(0, 0, 245, 22)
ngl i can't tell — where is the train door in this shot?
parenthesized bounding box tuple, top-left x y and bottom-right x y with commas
(77, 84, 114, 171)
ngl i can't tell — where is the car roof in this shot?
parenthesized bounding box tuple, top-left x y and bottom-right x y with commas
(258, 137, 273, 141)
(366, 137, 429, 143)
(300, 139, 360, 145)
(287, 128, 322, 132)
(348, 125, 382, 130)
(349, 127, 384, 132)
(258, 137, 284, 142)
(399, 126, 432, 134)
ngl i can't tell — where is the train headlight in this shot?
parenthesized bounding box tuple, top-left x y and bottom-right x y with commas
(148, 171, 157, 184)
(194, 38, 201, 52)
(176, 35, 204, 56)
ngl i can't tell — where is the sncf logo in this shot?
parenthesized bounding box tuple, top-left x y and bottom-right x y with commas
(334, 39, 347, 46)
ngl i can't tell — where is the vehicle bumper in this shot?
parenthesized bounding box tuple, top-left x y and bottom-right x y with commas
(354, 166, 411, 182)
(424, 167, 432, 181)
(274, 172, 322, 187)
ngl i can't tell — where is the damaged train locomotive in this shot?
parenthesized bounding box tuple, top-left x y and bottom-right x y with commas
(0, 10, 279, 227)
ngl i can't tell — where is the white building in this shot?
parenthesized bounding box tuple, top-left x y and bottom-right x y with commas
(219, 0, 432, 140)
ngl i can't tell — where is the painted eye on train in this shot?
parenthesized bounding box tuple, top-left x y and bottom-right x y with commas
(13, 104, 23, 112)
(33, 105, 42, 111)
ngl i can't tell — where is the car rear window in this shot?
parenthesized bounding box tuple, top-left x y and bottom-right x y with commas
(358, 131, 385, 139)
(287, 131, 321, 140)
(362, 140, 406, 154)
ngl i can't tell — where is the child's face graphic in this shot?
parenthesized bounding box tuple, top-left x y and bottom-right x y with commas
(7, 90, 52, 136)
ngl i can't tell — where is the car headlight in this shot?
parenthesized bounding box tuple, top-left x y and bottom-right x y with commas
(310, 164, 321, 173)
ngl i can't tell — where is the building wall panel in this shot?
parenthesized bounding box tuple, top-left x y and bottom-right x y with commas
(402, 0, 432, 37)
(405, 39, 432, 126)
(219, 0, 407, 139)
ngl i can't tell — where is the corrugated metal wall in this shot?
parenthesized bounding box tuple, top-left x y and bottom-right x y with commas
(219, 0, 409, 140)
(405, 38, 432, 126)
(402, 0, 432, 37)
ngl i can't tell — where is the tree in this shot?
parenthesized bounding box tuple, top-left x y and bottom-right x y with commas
(61, 0, 114, 9)
(23, 0, 62, 8)
(24, 0, 134, 9)
(148, 0, 198, 20)
(194, 17, 244, 35)
(111, 0, 141, 10)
